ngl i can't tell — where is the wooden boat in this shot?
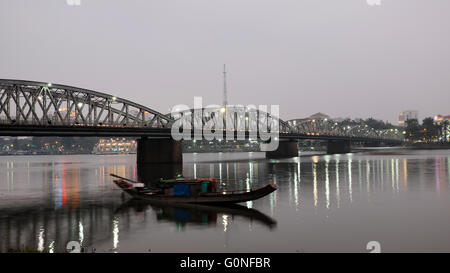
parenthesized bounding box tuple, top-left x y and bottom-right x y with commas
(110, 174, 277, 204)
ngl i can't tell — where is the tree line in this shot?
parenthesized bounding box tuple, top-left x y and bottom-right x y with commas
(405, 118, 449, 142)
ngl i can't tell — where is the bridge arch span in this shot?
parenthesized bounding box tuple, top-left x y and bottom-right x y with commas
(0, 79, 173, 128)
(169, 106, 292, 134)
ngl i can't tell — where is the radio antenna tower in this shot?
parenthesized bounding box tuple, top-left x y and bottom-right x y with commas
(223, 64, 228, 106)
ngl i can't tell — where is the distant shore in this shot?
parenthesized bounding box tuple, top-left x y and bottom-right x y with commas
(1, 144, 450, 157)
(408, 142, 450, 150)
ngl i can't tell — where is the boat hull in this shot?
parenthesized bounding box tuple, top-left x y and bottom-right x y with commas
(115, 181, 277, 204)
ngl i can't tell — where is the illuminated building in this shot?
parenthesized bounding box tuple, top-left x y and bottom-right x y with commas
(93, 138, 137, 154)
(433, 114, 450, 142)
(50, 108, 77, 124)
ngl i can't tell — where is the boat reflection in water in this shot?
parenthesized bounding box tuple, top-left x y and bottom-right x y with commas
(114, 199, 277, 230)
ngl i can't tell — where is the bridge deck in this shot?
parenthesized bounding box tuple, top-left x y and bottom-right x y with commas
(0, 125, 403, 144)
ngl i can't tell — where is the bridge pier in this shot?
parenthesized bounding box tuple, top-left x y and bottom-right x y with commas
(327, 139, 351, 154)
(137, 163, 182, 187)
(137, 138, 183, 164)
(266, 141, 299, 159)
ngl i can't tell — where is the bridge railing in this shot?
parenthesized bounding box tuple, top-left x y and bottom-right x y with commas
(286, 119, 404, 141)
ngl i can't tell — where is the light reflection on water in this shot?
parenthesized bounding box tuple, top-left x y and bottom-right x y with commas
(0, 150, 450, 252)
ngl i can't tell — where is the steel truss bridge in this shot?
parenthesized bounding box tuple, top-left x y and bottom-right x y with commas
(0, 79, 403, 144)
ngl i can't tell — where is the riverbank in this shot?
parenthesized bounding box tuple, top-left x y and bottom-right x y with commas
(409, 142, 450, 150)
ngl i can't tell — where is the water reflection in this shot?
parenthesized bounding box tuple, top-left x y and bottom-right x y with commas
(0, 151, 450, 252)
(348, 159, 353, 203)
(112, 217, 119, 252)
(335, 156, 340, 208)
(0, 204, 116, 253)
(114, 199, 277, 230)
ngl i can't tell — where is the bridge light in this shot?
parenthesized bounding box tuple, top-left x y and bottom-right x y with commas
(77, 102, 83, 108)
(220, 107, 226, 113)
(47, 82, 52, 87)
(112, 96, 117, 101)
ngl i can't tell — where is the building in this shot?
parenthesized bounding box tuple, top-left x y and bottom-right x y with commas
(287, 113, 333, 127)
(93, 138, 137, 154)
(433, 114, 450, 142)
(308, 112, 330, 120)
(51, 108, 77, 124)
(398, 110, 419, 126)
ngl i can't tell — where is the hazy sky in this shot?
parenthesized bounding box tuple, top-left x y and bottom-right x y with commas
(1, 0, 449, 123)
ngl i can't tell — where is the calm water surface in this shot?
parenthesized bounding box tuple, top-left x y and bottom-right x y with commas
(1, 149, 450, 253)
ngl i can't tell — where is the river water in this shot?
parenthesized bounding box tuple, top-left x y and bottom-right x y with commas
(0, 149, 450, 253)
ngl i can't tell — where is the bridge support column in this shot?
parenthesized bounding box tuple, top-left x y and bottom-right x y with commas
(137, 138, 182, 164)
(327, 139, 351, 154)
(266, 141, 299, 159)
(137, 163, 182, 186)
